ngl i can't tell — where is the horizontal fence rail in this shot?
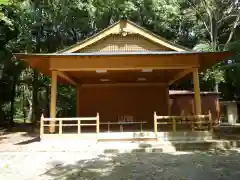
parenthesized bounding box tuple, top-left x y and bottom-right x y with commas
(40, 113, 99, 137)
(154, 111, 212, 138)
(100, 121, 147, 132)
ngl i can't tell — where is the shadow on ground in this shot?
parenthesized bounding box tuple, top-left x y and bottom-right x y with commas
(44, 150, 240, 180)
(214, 126, 240, 140)
(14, 137, 41, 145)
(0, 123, 39, 137)
(0, 136, 7, 143)
(0, 124, 40, 146)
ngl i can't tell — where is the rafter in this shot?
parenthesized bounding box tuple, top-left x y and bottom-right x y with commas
(168, 68, 194, 85)
(57, 71, 77, 86)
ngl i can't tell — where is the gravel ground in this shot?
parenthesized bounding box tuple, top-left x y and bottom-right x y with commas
(0, 150, 240, 180)
(1, 131, 240, 180)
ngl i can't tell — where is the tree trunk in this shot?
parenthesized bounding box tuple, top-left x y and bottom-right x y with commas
(27, 96, 32, 123)
(10, 81, 16, 127)
(214, 83, 219, 93)
(31, 4, 41, 126)
(31, 70, 39, 126)
(22, 84, 26, 124)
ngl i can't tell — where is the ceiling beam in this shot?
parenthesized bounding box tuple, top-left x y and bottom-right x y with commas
(168, 68, 194, 85)
(57, 71, 77, 86)
(50, 55, 199, 71)
(81, 83, 167, 87)
(54, 67, 195, 71)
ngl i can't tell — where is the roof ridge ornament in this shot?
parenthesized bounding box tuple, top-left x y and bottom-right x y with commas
(119, 19, 132, 36)
(121, 27, 128, 36)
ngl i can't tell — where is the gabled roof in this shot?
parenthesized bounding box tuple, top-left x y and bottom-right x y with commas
(57, 20, 191, 53)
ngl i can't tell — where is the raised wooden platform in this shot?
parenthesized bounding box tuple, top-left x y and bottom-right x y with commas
(38, 139, 240, 153)
(40, 131, 213, 142)
(37, 130, 240, 152)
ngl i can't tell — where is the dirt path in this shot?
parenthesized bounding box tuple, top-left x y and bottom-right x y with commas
(0, 150, 240, 180)
(1, 130, 240, 180)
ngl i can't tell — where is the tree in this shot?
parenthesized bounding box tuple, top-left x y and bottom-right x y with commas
(0, 10, 22, 126)
(1, 0, 240, 126)
(186, 0, 239, 92)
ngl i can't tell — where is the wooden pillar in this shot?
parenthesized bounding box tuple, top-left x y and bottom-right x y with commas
(166, 86, 170, 115)
(49, 70, 57, 133)
(168, 99, 173, 116)
(76, 84, 80, 117)
(193, 68, 202, 115)
(209, 110, 213, 132)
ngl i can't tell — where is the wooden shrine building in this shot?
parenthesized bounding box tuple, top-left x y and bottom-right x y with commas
(15, 20, 231, 138)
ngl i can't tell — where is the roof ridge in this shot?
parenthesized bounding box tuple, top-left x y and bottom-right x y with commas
(125, 20, 191, 51)
(56, 20, 121, 53)
(56, 19, 191, 53)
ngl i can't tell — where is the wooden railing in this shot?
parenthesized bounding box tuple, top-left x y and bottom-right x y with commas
(100, 121, 147, 132)
(154, 111, 212, 138)
(40, 113, 99, 136)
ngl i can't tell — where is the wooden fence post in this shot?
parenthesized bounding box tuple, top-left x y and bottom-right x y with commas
(40, 114, 44, 137)
(59, 119, 62, 134)
(154, 112, 158, 138)
(209, 110, 213, 132)
(78, 119, 81, 134)
(191, 117, 194, 131)
(96, 113, 100, 135)
(197, 116, 201, 130)
(172, 117, 176, 132)
(107, 121, 110, 132)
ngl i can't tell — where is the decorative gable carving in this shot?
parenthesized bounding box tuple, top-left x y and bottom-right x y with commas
(78, 34, 171, 52)
(58, 20, 189, 53)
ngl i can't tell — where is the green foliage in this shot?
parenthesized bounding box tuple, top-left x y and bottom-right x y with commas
(0, 0, 9, 5)
(1, 0, 240, 125)
(0, 18, 22, 125)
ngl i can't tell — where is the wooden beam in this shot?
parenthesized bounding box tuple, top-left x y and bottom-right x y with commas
(125, 21, 189, 51)
(209, 110, 213, 132)
(57, 71, 76, 85)
(193, 68, 202, 115)
(50, 55, 199, 71)
(58, 67, 194, 71)
(58, 20, 189, 53)
(62, 23, 121, 53)
(168, 99, 173, 116)
(49, 70, 57, 133)
(168, 68, 194, 85)
(165, 86, 170, 115)
(81, 83, 167, 87)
